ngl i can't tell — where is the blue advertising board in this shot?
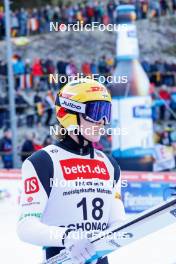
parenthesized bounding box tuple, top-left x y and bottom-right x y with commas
(121, 172, 176, 213)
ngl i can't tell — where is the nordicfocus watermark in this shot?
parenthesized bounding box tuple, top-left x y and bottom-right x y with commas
(50, 177, 128, 190)
(49, 73, 128, 85)
(50, 21, 127, 32)
(50, 125, 128, 137)
(49, 229, 132, 241)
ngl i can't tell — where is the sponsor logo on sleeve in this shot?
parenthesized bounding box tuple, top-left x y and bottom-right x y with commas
(24, 177, 39, 194)
(50, 148, 59, 153)
(22, 200, 40, 207)
(60, 158, 110, 180)
(19, 212, 42, 221)
(27, 196, 33, 203)
(27, 196, 34, 203)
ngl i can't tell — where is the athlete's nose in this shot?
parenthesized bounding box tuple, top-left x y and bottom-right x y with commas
(97, 118, 105, 125)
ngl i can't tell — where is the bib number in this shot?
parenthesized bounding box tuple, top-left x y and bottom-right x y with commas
(77, 197, 104, 221)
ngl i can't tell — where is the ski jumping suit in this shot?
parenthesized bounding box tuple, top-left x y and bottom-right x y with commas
(17, 136, 125, 263)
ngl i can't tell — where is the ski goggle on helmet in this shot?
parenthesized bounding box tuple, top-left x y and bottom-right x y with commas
(83, 101, 111, 124)
(56, 97, 111, 125)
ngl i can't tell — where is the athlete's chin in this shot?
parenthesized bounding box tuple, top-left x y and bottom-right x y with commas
(84, 135, 101, 143)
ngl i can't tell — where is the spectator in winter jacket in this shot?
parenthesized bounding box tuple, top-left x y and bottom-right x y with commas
(141, 60, 151, 73)
(94, 2, 105, 23)
(65, 61, 77, 76)
(18, 8, 28, 36)
(12, 56, 25, 75)
(65, 6, 75, 23)
(32, 59, 44, 90)
(86, 3, 95, 23)
(90, 59, 98, 75)
(57, 59, 68, 75)
(44, 90, 55, 126)
(15, 90, 29, 115)
(170, 90, 176, 120)
(141, 1, 149, 19)
(98, 56, 108, 75)
(12, 55, 26, 90)
(81, 62, 91, 76)
(0, 93, 8, 128)
(107, 0, 116, 24)
(34, 91, 43, 124)
(11, 11, 19, 37)
(160, 0, 169, 16)
(159, 85, 171, 120)
(24, 59, 32, 74)
(0, 128, 13, 169)
(44, 58, 56, 75)
(0, 8, 5, 40)
(33, 133, 43, 151)
(21, 133, 35, 162)
(43, 135, 53, 147)
(0, 60, 7, 75)
(22, 91, 35, 127)
(32, 58, 44, 76)
(149, 0, 161, 17)
(172, 0, 176, 13)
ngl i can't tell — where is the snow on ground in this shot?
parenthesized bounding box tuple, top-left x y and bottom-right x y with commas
(1, 199, 176, 264)
(108, 223, 176, 264)
(0, 200, 42, 264)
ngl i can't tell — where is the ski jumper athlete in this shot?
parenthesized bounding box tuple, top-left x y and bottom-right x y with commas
(17, 78, 126, 264)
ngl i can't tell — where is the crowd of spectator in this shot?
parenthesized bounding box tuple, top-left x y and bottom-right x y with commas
(0, 0, 176, 39)
(0, 128, 54, 168)
(142, 60, 176, 87)
(0, 121, 175, 169)
(0, 56, 176, 92)
(151, 85, 176, 121)
(0, 55, 115, 91)
(154, 123, 176, 147)
(0, 54, 176, 168)
(0, 126, 113, 169)
(0, 55, 176, 132)
(0, 89, 56, 130)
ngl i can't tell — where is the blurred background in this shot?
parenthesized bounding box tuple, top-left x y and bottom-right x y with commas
(0, 0, 176, 263)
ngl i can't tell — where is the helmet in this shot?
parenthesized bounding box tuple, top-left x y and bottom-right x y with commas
(55, 78, 112, 131)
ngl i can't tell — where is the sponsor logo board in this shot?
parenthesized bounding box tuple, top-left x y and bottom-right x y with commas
(60, 158, 110, 180)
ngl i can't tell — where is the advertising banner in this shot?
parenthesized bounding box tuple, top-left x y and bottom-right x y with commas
(112, 96, 154, 158)
(122, 171, 176, 213)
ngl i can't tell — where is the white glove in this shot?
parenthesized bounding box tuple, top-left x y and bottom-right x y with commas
(63, 230, 97, 264)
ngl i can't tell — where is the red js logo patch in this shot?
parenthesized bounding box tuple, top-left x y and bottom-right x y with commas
(24, 177, 39, 194)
